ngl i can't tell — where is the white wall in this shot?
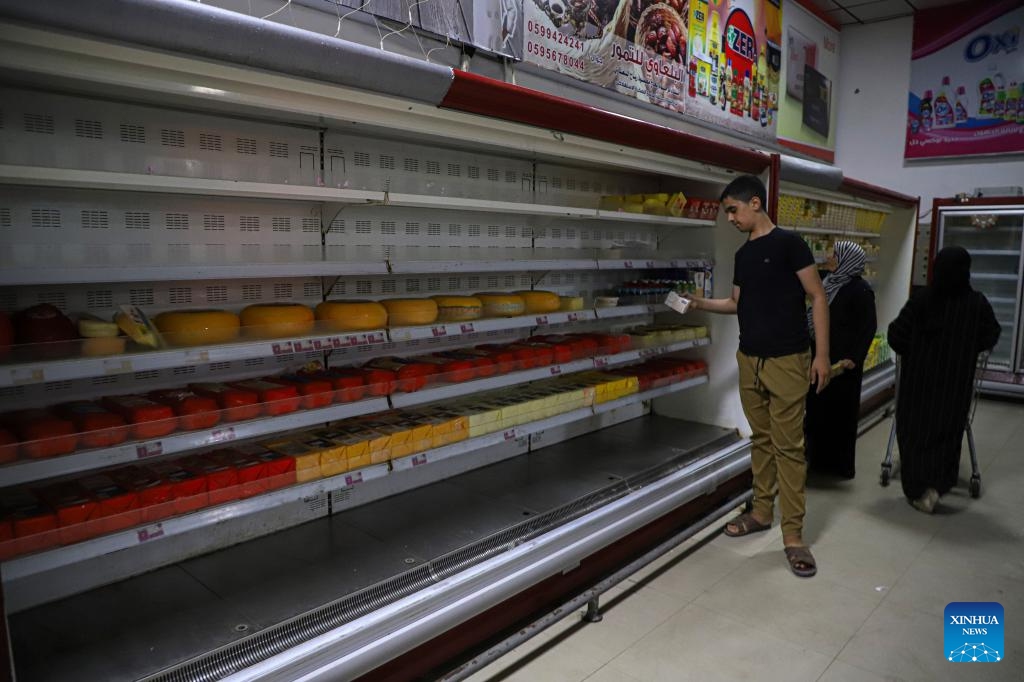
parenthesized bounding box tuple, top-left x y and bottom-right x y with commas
(835, 17, 1024, 215)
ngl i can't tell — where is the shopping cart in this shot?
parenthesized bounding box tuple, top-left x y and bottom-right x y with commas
(880, 351, 988, 498)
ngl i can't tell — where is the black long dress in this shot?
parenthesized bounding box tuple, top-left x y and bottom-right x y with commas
(887, 287, 1000, 499)
(805, 277, 877, 478)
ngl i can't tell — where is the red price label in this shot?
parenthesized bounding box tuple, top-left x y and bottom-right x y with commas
(594, 356, 609, 368)
(293, 339, 315, 352)
(503, 428, 517, 441)
(549, 365, 562, 376)
(669, 260, 680, 268)
(184, 349, 210, 363)
(272, 341, 294, 355)
(136, 441, 164, 459)
(566, 312, 581, 322)
(366, 332, 385, 344)
(412, 453, 428, 467)
(210, 426, 236, 444)
(137, 524, 165, 543)
(431, 326, 448, 338)
(623, 260, 634, 269)
(536, 315, 549, 325)
(459, 323, 475, 334)
(345, 472, 364, 486)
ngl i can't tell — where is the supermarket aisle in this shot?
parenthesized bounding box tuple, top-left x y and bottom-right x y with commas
(468, 398, 1024, 682)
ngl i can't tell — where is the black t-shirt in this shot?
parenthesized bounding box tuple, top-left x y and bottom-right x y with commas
(733, 227, 815, 357)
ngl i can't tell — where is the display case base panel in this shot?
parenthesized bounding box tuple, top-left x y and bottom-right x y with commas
(8, 418, 740, 682)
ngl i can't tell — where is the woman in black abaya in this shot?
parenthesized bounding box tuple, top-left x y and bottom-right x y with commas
(805, 240, 877, 478)
(887, 246, 1001, 513)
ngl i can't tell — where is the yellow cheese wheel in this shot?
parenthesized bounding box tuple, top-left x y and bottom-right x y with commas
(515, 290, 560, 314)
(381, 298, 439, 327)
(154, 309, 241, 347)
(315, 300, 387, 332)
(431, 295, 483, 322)
(240, 303, 314, 339)
(559, 295, 585, 311)
(474, 293, 526, 318)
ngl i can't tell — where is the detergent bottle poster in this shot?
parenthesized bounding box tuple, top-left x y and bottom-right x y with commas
(906, 0, 1024, 160)
(684, 0, 782, 142)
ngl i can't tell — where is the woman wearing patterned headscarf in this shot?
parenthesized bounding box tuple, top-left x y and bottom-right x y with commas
(804, 240, 877, 478)
(888, 246, 1000, 513)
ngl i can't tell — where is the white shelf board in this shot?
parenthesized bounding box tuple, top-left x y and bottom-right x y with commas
(0, 397, 391, 487)
(596, 258, 713, 270)
(386, 259, 599, 274)
(595, 303, 662, 319)
(385, 192, 595, 218)
(1, 461, 391, 582)
(386, 310, 598, 343)
(966, 249, 1020, 257)
(972, 273, 1018, 281)
(988, 296, 1017, 305)
(945, 226, 1023, 233)
(0, 163, 385, 203)
(788, 226, 881, 239)
(1, 330, 388, 388)
(0, 261, 390, 286)
(594, 210, 715, 227)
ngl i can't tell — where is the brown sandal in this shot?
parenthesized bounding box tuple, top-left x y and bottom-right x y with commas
(784, 545, 817, 578)
(724, 512, 771, 537)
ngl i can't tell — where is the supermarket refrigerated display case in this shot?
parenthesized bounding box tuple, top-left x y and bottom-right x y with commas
(931, 196, 1024, 397)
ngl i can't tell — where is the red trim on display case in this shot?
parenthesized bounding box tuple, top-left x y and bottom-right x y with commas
(928, 195, 1023, 284)
(778, 138, 835, 164)
(440, 71, 771, 176)
(838, 177, 918, 208)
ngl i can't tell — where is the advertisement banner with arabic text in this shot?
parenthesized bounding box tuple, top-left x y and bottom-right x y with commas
(522, 0, 780, 141)
(906, 0, 1024, 160)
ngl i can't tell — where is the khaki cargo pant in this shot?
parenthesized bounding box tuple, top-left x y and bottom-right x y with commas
(736, 350, 811, 537)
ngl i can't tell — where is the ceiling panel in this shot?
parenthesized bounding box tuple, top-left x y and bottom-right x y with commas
(805, 0, 968, 25)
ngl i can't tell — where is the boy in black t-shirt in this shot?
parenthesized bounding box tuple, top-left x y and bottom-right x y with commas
(685, 175, 830, 578)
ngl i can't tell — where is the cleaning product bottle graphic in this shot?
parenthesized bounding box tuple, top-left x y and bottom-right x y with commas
(993, 73, 1006, 117)
(934, 77, 954, 128)
(920, 90, 934, 132)
(720, 46, 728, 111)
(1004, 81, 1020, 122)
(979, 75, 996, 116)
(954, 85, 969, 124)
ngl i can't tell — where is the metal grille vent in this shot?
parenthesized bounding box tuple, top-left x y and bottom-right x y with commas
(0, 387, 24, 400)
(24, 113, 55, 134)
(303, 282, 319, 298)
(505, 170, 517, 184)
(379, 154, 395, 170)
(239, 216, 260, 232)
(86, 290, 113, 309)
(381, 279, 396, 294)
(405, 280, 420, 293)
(173, 366, 196, 376)
(244, 358, 265, 367)
(204, 215, 226, 231)
(447, 163, 461, 177)
(486, 276, 499, 289)
(356, 280, 372, 295)
(404, 222, 419, 236)
(505, 226, 517, 239)
(75, 119, 103, 139)
(425, 160, 440, 175)
(130, 288, 155, 306)
(81, 210, 109, 229)
(566, 178, 576, 191)
(210, 362, 231, 372)
(427, 223, 441, 236)
(302, 218, 318, 233)
(200, 133, 223, 151)
(447, 277, 460, 289)
(242, 284, 261, 301)
(487, 168, 500, 182)
(448, 224, 461, 237)
(206, 286, 228, 303)
(329, 217, 344, 234)
(269, 141, 289, 158)
(134, 370, 159, 381)
(31, 209, 61, 229)
(380, 221, 396, 235)
(169, 288, 192, 305)
(468, 225, 481, 237)
(276, 354, 293, 364)
(119, 123, 146, 144)
(0, 208, 10, 228)
(468, 166, 480, 179)
(125, 212, 151, 230)
(160, 129, 185, 147)
(37, 292, 67, 309)
(488, 225, 500, 238)
(44, 380, 73, 392)
(503, 275, 515, 287)
(91, 376, 118, 386)
(165, 213, 189, 230)
(551, 227, 562, 239)
(0, 110, 4, 129)
(355, 220, 371, 234)
(520, 275, 532, 286)
(403, 157, 419, 173)
(427, 278, 440, 292)
(236, 138, 257, 155)
(273, 283, 292, 299)
(551, 273, 562, 285)
(354, 151, 370, 167)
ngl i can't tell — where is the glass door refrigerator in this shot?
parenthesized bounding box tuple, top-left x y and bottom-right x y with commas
(933, 197, 1024, 396)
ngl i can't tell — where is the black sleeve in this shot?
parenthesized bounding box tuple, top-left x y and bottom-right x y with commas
(789, 232, 815, 272)
(976, 294, 1001, 353)
(852, 285, 878, 367)
(887, 295, 917, 356)
(733, 249, 741, 287)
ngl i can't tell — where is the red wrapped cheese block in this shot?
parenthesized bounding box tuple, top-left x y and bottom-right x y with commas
(108, 464, 176, 523)
(266, 374, 334, 410)
(227, 380, 300, 416)
(3, 410, 78, 459)
(434, 350, 498, 378)
(507, 342, 556, 368)
(189, 382, 262, 422)
(55, 401, 129, 449)
(1, 489, 58, 558)
(181, 454, 240, 506)
(233, 443, 296, 491)
(365, 358, 437, 393)
(418, 355, 477, 383)
(317, 368, 367, 403)
(77, 474, 141, 534)
(100, 395, 178, 440)
(356, 367, 396, 397)
(0, 427, 19, 463)
(147, 461, 207, 514)
(475, 344, 531, 371)
(34, 480, 98, 545)
(207, 448, 265, 499)
(149, 389, 221, 431)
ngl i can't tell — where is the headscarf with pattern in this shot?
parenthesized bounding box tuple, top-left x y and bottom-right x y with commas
(808, 240, 867, 338)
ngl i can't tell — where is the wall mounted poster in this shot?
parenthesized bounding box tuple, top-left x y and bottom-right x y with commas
(521, 0, 780, 142)
(776, 0, 839, 162)
(906, 0, 1024, 160)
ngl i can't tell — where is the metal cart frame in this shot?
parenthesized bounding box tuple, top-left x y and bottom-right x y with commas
(880, 352, 988, 498)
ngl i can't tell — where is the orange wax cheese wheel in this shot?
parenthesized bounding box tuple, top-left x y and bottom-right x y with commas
(515, 290, 560, 314)
(154, 309, 241, 347)
(315, 300, 387, 332)
(431, 296, 483, 322)
(474, 293, 525, 318)
(381, 298, 439, 327)
(240, 303, 314, 339)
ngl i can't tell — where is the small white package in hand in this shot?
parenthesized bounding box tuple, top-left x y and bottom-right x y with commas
(664, 290, 691, 314)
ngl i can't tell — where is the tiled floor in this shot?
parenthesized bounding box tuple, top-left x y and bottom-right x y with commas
(468, 398, 1024, 682)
